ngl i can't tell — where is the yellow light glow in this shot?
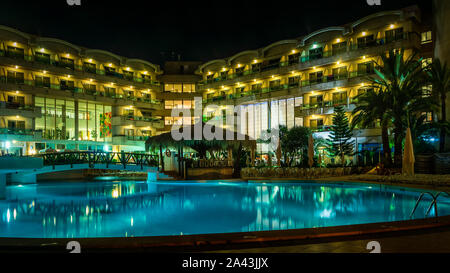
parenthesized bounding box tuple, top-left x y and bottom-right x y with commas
(271, 75, 275, 78)
(143, 71, 148, 75)
(337, 61, 341, 65)
(130, 86, 133, 89)
(291, 49, 296, 54)
(363, 56, 366, 59)
(15, 91, 19, 94)
(254, 79, 257, 82)
(40, 48, 45, 52)
(313, 66, 316, 70)
(66, 54, 70, 57)
(89, 79, 93, 82)
(16, 115, 19, 119)
(362, 32, 367, 36)
(208, 71, 212, 75)
(390, 24, 395, 29)
(237, 64, 241, 68)
(336, 38, 341, 43)
(108, 63, 112, 67)
(67, 75, 71, 78)
(253, 59, 258, 63)
(43, 70, 47, 74)
(13, 42, 17, 46)
(14, 65, 19, 69)
(126, 67, 130, 71)
(111, 82, 114, 85)
(112, 189, 119, 198)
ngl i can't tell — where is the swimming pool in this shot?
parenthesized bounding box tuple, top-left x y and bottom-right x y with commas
(1, 180, 449, 238)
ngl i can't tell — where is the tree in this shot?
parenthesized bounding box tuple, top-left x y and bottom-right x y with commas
(425, 59, 450, 152)
(283, 126, 311, 166)
(369, 49, 427, 167)
(351, 88, 392, 167)
(327, 105, 354, 166)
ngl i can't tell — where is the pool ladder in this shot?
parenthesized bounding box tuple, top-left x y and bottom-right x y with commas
(410, 191, 450, 219)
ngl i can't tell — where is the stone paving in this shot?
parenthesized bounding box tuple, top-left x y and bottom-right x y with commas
(209, 227, 450, 253)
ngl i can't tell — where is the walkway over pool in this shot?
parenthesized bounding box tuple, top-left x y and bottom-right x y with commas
(0, 152, 161, 199)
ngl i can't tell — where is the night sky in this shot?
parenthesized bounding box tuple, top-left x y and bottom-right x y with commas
(0, 0, 432, 66)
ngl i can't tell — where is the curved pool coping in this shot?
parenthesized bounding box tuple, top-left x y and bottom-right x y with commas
(1, 215, 450, 252)
(1, 179, 450, 252)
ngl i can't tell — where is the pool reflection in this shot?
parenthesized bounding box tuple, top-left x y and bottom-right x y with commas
(1, 181, 449, 238)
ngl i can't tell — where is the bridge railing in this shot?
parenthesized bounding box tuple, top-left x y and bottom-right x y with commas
(35, 151, 159, 170)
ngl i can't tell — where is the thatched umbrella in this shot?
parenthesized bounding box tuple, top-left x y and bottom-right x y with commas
(145, 122, 257, 175)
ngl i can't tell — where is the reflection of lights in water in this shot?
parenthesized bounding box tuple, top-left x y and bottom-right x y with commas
(112, 189, 119, 198)
(270, 186, 279, 201)
(131, 217, 134, 227)
(85, 206, 89, 216)
(320, 209, 333, 218)
(13, 209, 17, 220)
(70, 215, 73, 223)
(6, 209, 10, 223)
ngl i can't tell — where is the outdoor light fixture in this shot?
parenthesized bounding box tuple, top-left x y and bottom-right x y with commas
(143, 71, 148, 75)
(362, 32, 367, 36)
(15, 65, 18, 69)
(88, 59, 92, 62)
(15, 91, 19, 94)
(390, 24, 395, 29)
(43, 70, 47, 74)
(40, 48, 45, 52)
(12, 42, 17, 46)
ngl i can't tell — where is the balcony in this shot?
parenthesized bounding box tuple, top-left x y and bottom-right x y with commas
(0, 102, 42, 118)
(112, 115, 164, 128)
(295, 100, 356, 117)
(198, 32, 418, 90)
(0, 50, 161, 87)
(203, 71, 371, 106)
(0, 128, 43, 142)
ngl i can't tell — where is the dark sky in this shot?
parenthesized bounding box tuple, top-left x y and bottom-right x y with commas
(0, 0, 432, 66)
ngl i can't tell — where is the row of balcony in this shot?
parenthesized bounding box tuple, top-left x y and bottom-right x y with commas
(202, 71, 370, 104)
(198, 32, 415, 88)
(0, 49, 160, 86)
(0, 76, 162, 105)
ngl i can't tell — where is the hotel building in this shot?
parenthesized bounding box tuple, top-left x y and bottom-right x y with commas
(0, 6, 435, 157)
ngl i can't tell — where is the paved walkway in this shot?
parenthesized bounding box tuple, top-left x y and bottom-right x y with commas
(209, 227, 450, 253)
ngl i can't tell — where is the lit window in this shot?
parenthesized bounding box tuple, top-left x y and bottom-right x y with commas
(421, 31, 432, 44)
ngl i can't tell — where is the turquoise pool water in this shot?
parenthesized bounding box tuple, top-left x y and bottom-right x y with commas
(1, 180, 449, 238)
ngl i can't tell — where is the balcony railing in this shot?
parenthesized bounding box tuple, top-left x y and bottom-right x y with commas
(0, 50, 160, 86)
(203, 71, 371, 104)
(0, 77, 162, 105)
(0, 128, 40, 135)
(198, 32, 413, 86)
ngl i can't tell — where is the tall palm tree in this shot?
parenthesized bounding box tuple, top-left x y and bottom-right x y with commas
(351, 88, 392, 167)
(425, 59, 450, 152)
(369, 49, 425, 167)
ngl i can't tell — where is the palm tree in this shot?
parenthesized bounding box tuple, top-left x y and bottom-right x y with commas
(369, 49, 425, 167)
(351, 88, 392, 167)
(425, 59, 450, 152)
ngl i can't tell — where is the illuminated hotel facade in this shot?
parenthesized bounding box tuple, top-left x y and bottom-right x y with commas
(0, 6, 435, 157)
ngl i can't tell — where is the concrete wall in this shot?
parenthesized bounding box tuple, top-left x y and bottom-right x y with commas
(0, 156, 43, 170)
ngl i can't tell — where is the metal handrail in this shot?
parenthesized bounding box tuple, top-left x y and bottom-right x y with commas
(410, 191, 450, 218)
